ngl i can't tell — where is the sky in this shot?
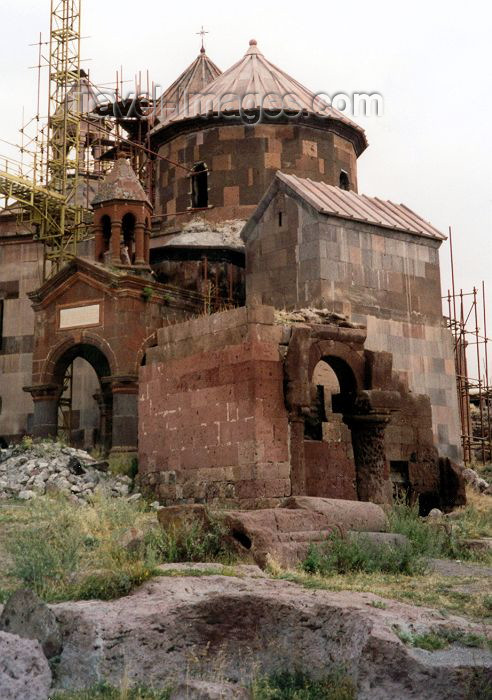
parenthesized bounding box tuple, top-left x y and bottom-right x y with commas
(1, 0, 491, 351)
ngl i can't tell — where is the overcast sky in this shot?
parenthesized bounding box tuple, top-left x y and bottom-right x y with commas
(1, 0, 491, 357)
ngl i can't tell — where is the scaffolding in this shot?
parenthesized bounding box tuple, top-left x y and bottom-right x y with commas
(0, 0, 109, 278)
(444, 228, 491, 465)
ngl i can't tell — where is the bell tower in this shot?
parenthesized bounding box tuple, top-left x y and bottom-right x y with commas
(92, 153, 153, 270)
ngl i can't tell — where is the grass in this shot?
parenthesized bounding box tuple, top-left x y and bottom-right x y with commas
(0, 494, 235, 603)
(277, 570, 492, 621)
(388, 493, 492, 562)
(51, 684, 171, 699)
(301, 532, 426, 577)
(50, 671, 356, 700)
(393, 625, 492, 652)
(251, 670, 355, 700)
(300, 494, 492, 584)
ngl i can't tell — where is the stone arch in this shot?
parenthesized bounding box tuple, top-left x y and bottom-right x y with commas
(34, 337, 116, 453)
(308, 340, 365, 393)
(40, 332, 118, 387)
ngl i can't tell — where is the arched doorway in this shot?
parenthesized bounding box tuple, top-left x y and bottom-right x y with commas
(53, 343, 113, 455)
(303, 357, 358, 499)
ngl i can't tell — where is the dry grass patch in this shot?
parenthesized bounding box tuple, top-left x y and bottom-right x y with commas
(278, 570, 492, 621)
(0, 494, 235, 603)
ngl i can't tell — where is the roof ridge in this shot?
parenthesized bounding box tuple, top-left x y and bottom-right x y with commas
(277, 173, 445, 240)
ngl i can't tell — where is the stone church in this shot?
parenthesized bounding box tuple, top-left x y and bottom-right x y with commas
(0, 39, 463, 511)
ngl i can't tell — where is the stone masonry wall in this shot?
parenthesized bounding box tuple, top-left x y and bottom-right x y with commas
(138, 306, 290, 506)
(0, 234, 41, 441)
(155, 124, 357, 233)
(245, 194, 461, 461)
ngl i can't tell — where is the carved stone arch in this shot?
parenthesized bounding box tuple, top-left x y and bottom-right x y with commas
(308, 340, 365, 393)
(40, 331, 118, 387)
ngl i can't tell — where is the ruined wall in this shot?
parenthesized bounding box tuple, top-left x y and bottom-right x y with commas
(139, 306, 290, 507)
(0, 222, 107, 444)
(245, 193, 461, 461)
(0, 231, 41, 442)
(154, 124, 358, 233)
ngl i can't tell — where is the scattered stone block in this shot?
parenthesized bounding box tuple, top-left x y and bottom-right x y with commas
(0, 588, 62, 659)
(283, 496, 389, 532)
(0, 630, 52, 700)
(221, 507, 343, 569)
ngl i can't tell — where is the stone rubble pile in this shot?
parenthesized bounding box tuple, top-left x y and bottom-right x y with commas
(0, 441, 133, 503)
(462, 467, 491, 494)
(275, 307, 365, 329)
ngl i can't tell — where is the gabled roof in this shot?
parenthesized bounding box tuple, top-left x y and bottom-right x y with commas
(153, 49, 222, 125)
(242, 172, 446, 241)
(152, 39, 367, 154)
(92, 155, 151, 207)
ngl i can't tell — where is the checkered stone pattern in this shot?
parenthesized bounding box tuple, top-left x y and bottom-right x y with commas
(154, 123, 357, 233)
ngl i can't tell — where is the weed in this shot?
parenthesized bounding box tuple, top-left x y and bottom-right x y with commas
(301, 532, 426, 577)
(275, 570, 491, 621)
(51, 682, 172, 699)
(388, 498, 492, 563)
(410, 632, 449, 651)
(393, 625, 491, 652)
(369, 600, 387, 609)
(251, 669, 355, 700)
(3, 494, 236, 602)
(145, 512, 235, 565)
(484, 595, 492, 611)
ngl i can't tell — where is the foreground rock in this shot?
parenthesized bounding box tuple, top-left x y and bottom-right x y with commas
(49, 564, 492, 699)
(0, 589, 62, 659)
(158, 498, 391, 569)
(0, 441, 133, 503)
(0, 630, 51, 700)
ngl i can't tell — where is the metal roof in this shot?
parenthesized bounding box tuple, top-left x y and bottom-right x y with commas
(92, 155, 151, 207)
(151, 40, 367, 152)
(278, 173, 446, 240)
(153, 50, 222, 125)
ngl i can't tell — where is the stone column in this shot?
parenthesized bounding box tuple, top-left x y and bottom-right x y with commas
(107, 376, 138, 474)
(144, 229, 150, 264)
(93, 391, 112, 455)
(345, 412, 392, 505)
(134, 222, 145, 265)
(289, 415, 306, 496)
(93, 223, 104, 262)
(26, 385, 60, 439)
(110, 220, 122, 264)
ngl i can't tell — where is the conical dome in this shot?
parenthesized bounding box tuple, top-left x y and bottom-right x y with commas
(154, 49, 222, 124)
(92, 155, 151, 206)
(153, 39, 367, 154)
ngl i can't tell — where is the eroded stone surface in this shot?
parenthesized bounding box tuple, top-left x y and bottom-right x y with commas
(50, 567, 492, 699)
(0, 588, 62, 659)
(0, 630, 51, 700)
